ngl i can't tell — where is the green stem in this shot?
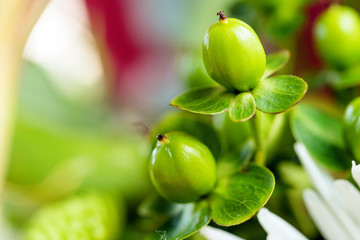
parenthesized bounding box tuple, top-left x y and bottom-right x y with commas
(0, 0, 49, 216)
(249, 112, 266, 165)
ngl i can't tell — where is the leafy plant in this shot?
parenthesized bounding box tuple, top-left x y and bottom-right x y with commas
(171, 49, 307, 121)
(145, 11, 307, 239)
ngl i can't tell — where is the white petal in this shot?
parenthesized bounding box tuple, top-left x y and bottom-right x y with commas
(351, 161, 360, 188)
(303, 189, 352, 240)
(334, 179, 360, 225)
(257, 208, 308, 240)
(266, 235, 278, 240)
(200, 226, 245, 240)
(295, 143, 360, 239)
(294, 143, 337, 200)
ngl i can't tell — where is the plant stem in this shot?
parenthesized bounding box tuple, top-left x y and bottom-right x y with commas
(0, 0, 49, 215)
(249, 112, 266, 165)
(217, 11, 228, 23)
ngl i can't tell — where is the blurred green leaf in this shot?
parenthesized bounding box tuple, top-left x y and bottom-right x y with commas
(229, 1, 258, 28)
(210, 165, 275, 226)
(217, 140, 255, 178)
(245, 0, 309, 40)
(170, 87, 235, 115)
(278, 162, 311, 190)
(186, 232, 207, 240)
(286, 189, 318, 238)
(263, 50, 290, 79)
(179, 51, 218, 88)
(23, 193, 124, 240)
(138, 194, 182, 218)
(265, 111, 294, 162)
(8, 61, 151, 205)
(8, 120, 152, 203)
(146, 200, 211, 240)
(332, 64, 360, 89)
(228, 93, 256, 122)
(253, 75, 307, 113)
(291, 104, 351, 171)
(18, 61, 108, 129)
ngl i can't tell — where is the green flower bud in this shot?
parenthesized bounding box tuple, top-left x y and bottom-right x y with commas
(202, 11, 266, 91)
(314, 5, 360, 69)
(149, 132, 217, 203)
(23, 193, 123, 240)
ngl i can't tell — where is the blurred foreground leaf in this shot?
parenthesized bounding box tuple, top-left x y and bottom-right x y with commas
(332, 63, 360, 89)
(23, 193, 124, 240)
(138, 194, 182, 218)
(7, 61, 151, 205)
(291, 104, 351, 171)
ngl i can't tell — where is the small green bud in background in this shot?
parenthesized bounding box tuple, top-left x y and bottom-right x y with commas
(149, 132, 217, 203)
(314, 5, 360, 69)
(23, 193, 124, 240)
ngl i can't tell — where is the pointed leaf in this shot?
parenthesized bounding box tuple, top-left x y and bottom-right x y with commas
(147, 200, 211, 240)
(228, 92, 256, 122)
(291, 104, 351, 171)
(170, 87, 235, 115)
(210, 165, 275, 226)
(263, 50, 290, 79)
(253, 75, 307, 114)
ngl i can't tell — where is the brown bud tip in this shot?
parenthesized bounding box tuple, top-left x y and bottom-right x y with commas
(156, 134, 169, 145)
(217, 11, 227, 21)
(157, 134, 165, 142)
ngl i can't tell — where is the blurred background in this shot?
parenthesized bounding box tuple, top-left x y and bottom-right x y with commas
(1, 0, 360, 239)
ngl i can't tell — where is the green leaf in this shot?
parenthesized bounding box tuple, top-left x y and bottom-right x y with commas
(147, 200, 211, 240)
(228, 93, 256, 122)
(291, 104, 351, 171)
(170, 87, 235, 115)
(18, 61, 108, 129)
(217, 140, 255, 178)
(138, 193, 182, 218)
(214, 114, 252, 153)
(253, 75, 308, 114)
(263, 50, 290, 79)
(150, 112, 223, 159)
(210, 165, 275, 226)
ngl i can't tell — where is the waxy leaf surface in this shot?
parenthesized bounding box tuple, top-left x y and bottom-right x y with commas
(210, 165, 275, 226)
(228, 92, 256, 122)
(170, 87, 235, 115)
(253, 75, 307, 113)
